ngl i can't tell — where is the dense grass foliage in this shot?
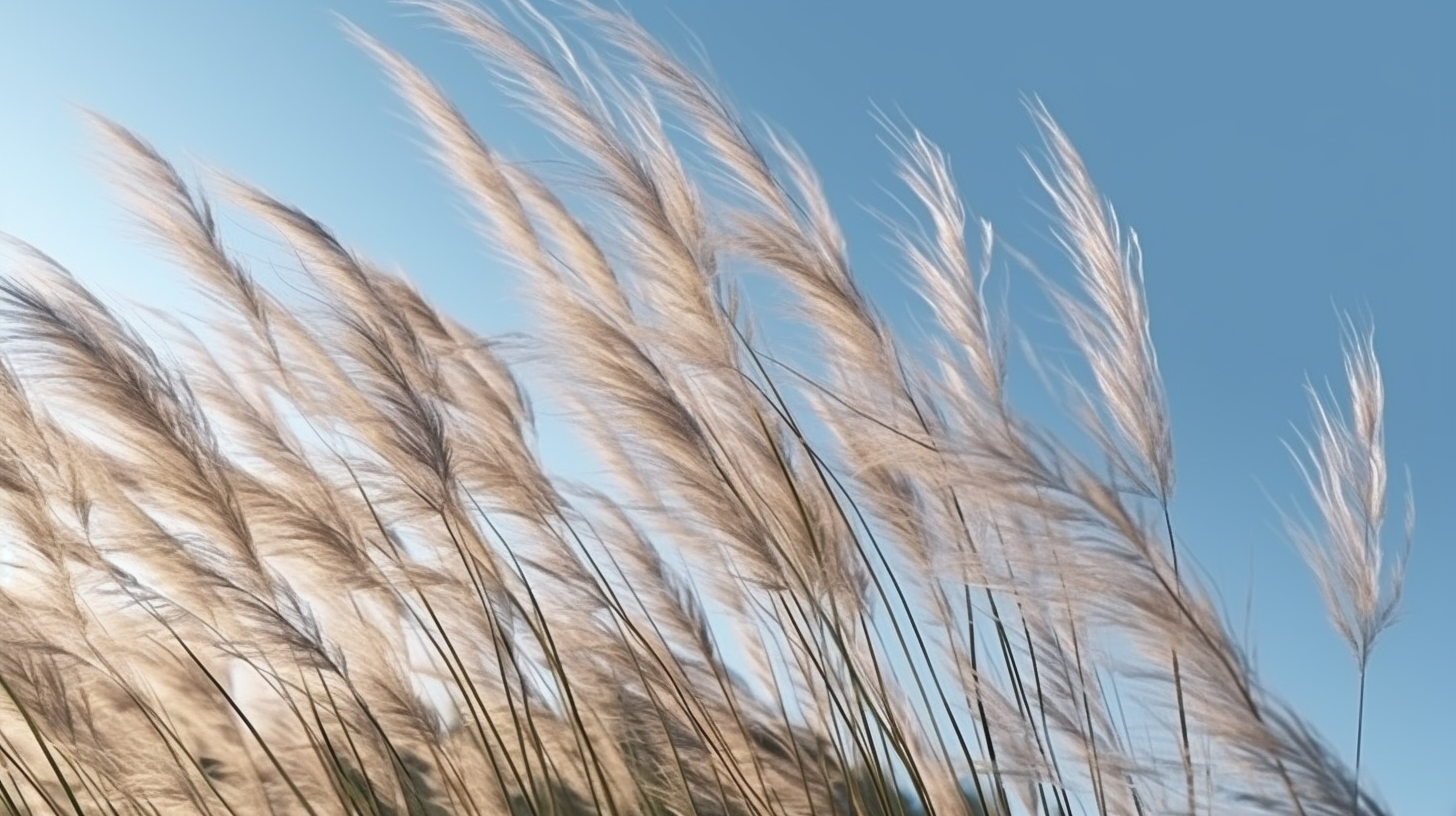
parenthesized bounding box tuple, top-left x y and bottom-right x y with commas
(0, 2, 1408, 815)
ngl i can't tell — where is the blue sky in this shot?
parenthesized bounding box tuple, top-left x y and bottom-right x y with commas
(3, 2, 1451, 813)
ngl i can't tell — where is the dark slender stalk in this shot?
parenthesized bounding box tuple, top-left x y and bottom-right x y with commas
(1161, 500, 1196, 816)
(1353, 663, 1368, 816)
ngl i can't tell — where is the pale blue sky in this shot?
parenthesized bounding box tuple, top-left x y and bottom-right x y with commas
(2, 2, 1451, 813)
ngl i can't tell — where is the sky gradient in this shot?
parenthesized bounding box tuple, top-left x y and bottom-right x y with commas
(3, 2, 1452, 813)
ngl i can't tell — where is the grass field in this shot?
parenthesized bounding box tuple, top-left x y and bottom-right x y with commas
(0, 2, 1413, 814)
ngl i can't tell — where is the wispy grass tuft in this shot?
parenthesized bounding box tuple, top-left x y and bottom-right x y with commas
(1284, 319, 1411, 812)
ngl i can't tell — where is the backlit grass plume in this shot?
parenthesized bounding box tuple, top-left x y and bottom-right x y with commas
(0, 2, 1409, 815)
(1285, 321, 1412, 811)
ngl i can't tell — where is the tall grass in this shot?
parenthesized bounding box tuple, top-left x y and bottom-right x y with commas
(0, 2, 1409, 814)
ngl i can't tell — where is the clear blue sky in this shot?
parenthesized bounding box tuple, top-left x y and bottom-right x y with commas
(3, 2, 1451, 813)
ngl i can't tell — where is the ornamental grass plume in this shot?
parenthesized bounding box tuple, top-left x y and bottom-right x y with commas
(0, 2, 1409, 816)
(1285, 321, 1412, 812)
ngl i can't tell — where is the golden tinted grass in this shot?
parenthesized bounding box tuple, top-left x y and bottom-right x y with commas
(0, 3, 1408, 815)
